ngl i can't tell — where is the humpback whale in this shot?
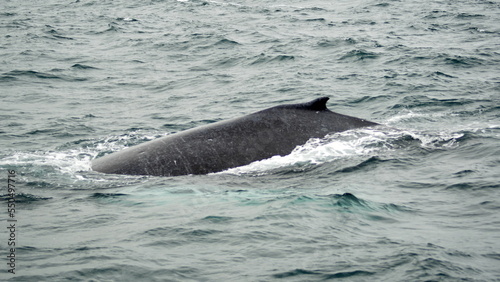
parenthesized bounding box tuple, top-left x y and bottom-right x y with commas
(92, 97, 378, 176)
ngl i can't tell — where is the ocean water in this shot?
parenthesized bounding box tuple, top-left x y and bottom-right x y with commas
(1, 0, 499, 280)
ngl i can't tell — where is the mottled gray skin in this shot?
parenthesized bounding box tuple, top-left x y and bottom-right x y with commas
(91, 97, 378, 176)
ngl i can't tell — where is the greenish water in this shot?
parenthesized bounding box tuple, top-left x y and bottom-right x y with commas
(1, 0, 499, 281)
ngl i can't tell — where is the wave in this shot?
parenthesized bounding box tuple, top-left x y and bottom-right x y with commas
(0, 70, 87, 82)
(0, 149, 94, 177)
(220, 127, 463, 176)
(273, 268, 374, 279)
(0, 193, 52, 203)
(339, 49, 380, 61)
(71, 63, 99, 70)
(250, 54, 295, 65)
(0, 130, 169, 184)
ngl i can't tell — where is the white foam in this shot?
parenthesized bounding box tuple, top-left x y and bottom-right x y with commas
(386, 110, 457, 126)
(220, 126, 468, 176)
(0, 131, 168, 179)
(0, 150, 94, 175)
(221, 128, 398, 175)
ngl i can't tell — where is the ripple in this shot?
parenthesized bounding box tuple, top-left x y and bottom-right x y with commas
(339, 49, 380, 61)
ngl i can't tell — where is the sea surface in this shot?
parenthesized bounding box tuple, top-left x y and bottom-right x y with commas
(1, 0, 499, 281)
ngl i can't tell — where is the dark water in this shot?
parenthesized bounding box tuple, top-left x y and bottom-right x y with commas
(1, 0, 500, 281)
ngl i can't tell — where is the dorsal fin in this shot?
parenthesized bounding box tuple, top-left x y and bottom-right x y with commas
(266, 97, 331, 112)
(303, 97, 329, 111)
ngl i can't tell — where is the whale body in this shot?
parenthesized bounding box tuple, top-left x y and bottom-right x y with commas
(91, 97, 378, 176)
